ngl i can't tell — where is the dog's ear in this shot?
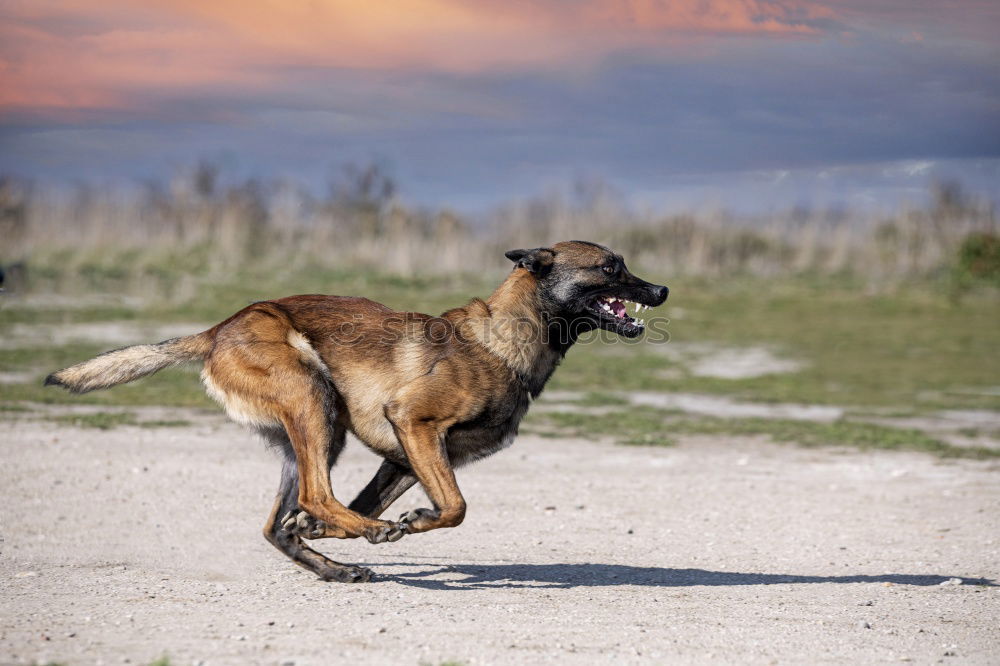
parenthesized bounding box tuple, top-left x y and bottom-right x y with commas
(504, 247, 554, 276)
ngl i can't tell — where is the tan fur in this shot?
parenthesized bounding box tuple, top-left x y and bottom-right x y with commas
(335, 363, 406, 456)
(45, 332, 213, 394)
(201, 366, 281, 430)
(471, 271, 546, 375)
(286, 329, 331, 378)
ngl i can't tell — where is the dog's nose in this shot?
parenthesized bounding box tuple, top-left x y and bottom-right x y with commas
(653, 285, 669, 304)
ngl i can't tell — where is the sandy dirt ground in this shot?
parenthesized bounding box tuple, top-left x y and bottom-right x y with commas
(1, 412, 998, 666)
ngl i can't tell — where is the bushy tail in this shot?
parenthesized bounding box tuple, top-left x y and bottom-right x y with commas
(45, 331, 213, 394)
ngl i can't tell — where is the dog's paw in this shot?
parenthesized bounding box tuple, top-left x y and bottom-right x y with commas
(280, 510, 329, 539)
(399, 507, 440, 533)
(363, 521, 407, 545)
(319, 564, 375, 583)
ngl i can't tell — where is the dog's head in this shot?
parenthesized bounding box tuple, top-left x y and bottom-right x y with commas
(504, 240, 668, 339)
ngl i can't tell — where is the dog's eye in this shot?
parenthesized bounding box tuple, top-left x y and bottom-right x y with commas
(602, 265, 615, 275)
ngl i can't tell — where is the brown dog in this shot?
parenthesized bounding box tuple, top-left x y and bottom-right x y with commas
(46, 241, 668, 582)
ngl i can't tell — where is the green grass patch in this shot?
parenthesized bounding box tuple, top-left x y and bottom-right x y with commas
(667, 417, 994, 458)
(48, 412, 192, 430)
(619, 432, 678, 447)
(526, 406, 1000, 459)
(138, 418, 192, 428)
(0, 304, 140, 326)
(550, 278, 1000, 411)
(528, 406, 682, 445)
(557, 391, 631, 407)
(49, 412, 139, 429)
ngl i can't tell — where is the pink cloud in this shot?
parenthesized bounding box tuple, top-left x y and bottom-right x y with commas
(0, 0, 832, 117)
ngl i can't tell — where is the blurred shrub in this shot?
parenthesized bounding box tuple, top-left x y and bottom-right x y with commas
(956, 232, 1000, 285)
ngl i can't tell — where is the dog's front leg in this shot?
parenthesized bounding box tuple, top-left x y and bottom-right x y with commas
(348, 460, 418, 518)
(398, 428, 466, 534)
(385, 407, 466, 534)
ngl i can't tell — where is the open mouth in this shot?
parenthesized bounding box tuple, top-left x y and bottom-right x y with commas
(586, 295, 651, 334)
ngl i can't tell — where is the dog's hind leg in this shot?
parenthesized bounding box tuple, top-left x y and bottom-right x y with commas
(207, 326, 406, 543)
(263, 455, 374, 583)
(348, 460, 418, 518)
(264, 423, 350, 541)
(281, 398, 407, 544)
(290, 456, 416, 533)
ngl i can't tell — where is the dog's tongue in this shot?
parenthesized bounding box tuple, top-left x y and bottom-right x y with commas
(610, 299, 626, 318)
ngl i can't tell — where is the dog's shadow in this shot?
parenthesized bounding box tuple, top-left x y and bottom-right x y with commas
(366, 562, 996, 590)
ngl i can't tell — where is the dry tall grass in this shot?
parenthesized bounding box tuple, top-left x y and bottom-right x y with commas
(1, 164, 995, 292)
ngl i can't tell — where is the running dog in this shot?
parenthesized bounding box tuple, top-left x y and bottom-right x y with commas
(46, 241, 668, 582)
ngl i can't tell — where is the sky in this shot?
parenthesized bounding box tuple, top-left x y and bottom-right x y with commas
(1, 0, 998, 212)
